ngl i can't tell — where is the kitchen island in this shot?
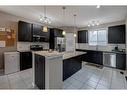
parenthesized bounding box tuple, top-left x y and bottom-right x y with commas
(32, 51, 86, 89)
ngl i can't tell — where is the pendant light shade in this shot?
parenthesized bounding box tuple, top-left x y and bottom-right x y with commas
(74, 33, 77, 37)
(43, 26, 48, 32)
(62, 6, 66, 36)
(62, 30, 66, 35)
(73, 14, 77, 37)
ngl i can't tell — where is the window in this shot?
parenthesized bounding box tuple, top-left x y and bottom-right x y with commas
(88, 29, 107, 46)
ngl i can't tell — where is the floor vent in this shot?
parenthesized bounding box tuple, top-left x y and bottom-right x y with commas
(85, 63, 103, 69)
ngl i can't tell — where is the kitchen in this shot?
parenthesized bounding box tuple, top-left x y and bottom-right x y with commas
(0, 6, 127, 89)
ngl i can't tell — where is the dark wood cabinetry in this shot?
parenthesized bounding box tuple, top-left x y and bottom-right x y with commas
(18, 21, 49, 42)
(86, 51, 103, 65)
(20, 51, 32, 70)
(35, 54, 45, 89)
(51, 28, 63, 37)
(78, 30, 88, 43)
(108, 25, 125, 44)
(32, 24, 49, 42)
(32, 24, 42, 36)
(76, 49, 126, 70)
(63, 55, 82, 81)
(49, 28, 63, 49)
(76, 49, 103, 65)
(18, 21, 32, 42)
(116, 54, 126, 70)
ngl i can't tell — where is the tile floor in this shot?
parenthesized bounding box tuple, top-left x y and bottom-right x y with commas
(64, 64, 127, 89)
(0, 63, 127, 89)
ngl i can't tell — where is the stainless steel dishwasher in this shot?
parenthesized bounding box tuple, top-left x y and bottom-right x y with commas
(103, 52, 116, 68)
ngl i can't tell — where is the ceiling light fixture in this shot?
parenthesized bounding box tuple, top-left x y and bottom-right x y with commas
(96, 5, 100, 8)
(62, 6, 66, 36)
(88, 20, 100, 27)
(73, 14, 77, 37)
(40, 6, 51, 32)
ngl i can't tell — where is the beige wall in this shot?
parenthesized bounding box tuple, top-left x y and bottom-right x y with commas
(0, 17, 18, 69)
(0, 12, 50, 70)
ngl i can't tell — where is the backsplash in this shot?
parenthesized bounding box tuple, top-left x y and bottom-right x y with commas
(17, 42, 49, 51)
(76, 43, 126, 52)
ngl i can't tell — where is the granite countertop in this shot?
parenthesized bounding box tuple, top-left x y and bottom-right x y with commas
(33, 51, 63, 58)
(102, 50, 126, 54)
(62, 51, 86, 59)
(33, 51, 87, 59)
(76, 49, 126, 54)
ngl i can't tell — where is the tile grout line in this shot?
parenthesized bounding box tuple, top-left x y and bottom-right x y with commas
(123, 71, 127, 89)
(7, 75, 12, 89)
(109, 69, 113, 89)
(95, 67, 105, 89)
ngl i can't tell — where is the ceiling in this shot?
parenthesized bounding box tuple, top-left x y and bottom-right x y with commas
(0, 6, 127, 28)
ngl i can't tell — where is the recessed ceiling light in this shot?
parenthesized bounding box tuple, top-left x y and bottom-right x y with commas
(96, 5, 100, 8)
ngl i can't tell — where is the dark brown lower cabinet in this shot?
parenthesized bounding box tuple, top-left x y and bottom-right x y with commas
(35, 54, 45, 89)
(76, 49, 103, 65)
(116, 54, 126, 70)
(20, 51, 32, 71)
(63, 55, 82, 81)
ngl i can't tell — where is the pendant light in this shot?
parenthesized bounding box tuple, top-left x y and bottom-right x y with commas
(62, 6, 66, 36)
(43, 6, 48, 32)
(73, 14, 77, 37)
(40, 6, 51, 32)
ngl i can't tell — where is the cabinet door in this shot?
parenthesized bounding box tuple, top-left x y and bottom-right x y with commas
(63, 56, 82, 81)
(35, 54, 45, 89)
(108, 25, 125, 44)
(32, 24, 42, 36)
(54, 28, 63, 37)
(18, 21, 32, 42)
(78, 30, 88, 43)
(20, 52, 32, 70)
(63, 60, 69, 81)
(32, 24, 49, 42)
(81, 50, 103, 65)
(116, 54, 126, 70)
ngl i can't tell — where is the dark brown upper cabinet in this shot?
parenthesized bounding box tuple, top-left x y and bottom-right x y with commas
(32, 24, 49, 42)
(18, 21, 49, 42)
(108, 24, 125, 44)
(18, 21, 32, 42)
(78, 30, 88, 43)
(50, 28, 63, 37)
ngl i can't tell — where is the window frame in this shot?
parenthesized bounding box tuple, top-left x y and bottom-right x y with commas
(88, 28, 108, 46)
